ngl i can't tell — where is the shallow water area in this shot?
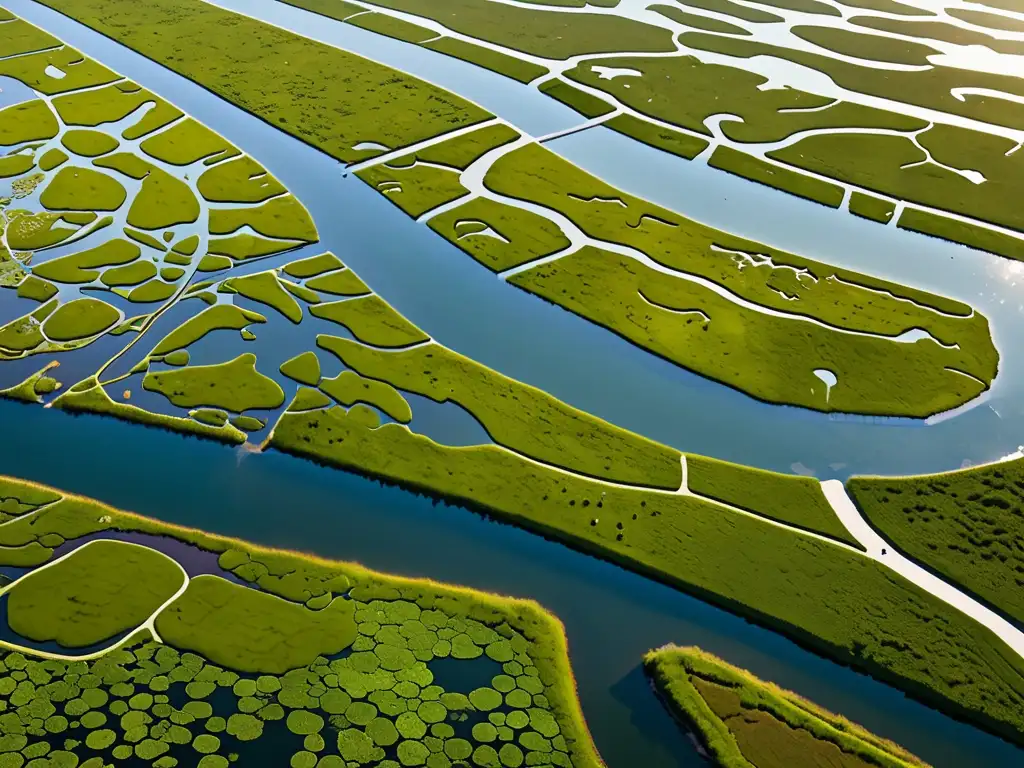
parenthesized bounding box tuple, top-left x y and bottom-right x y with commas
(2, 398, 1021, 768)
(9, 0, 1023, 479)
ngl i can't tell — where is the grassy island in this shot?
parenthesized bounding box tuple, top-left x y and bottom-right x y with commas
(848, 458, 1024, 628)
(644, 646, 929, 768)
(0, 475, 602, 768)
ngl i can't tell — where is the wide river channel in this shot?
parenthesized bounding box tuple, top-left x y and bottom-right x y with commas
(3, 1, 1024, 766)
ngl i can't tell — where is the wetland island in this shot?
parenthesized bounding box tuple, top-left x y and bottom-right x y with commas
(1, 0, 1023, 766)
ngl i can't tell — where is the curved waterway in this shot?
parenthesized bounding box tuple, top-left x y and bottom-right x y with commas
(1, 399, 1021, 767)
(11, 0, 1023, 480)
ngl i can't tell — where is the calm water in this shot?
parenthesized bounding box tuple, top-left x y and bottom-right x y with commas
(2, 2, 1023, 765)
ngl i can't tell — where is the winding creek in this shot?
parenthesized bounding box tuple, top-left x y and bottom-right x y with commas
(2, 0, 1024, 765)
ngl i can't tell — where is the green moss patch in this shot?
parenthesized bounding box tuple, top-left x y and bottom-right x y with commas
(0, 100, 58, 145)
(687, 455, 860, 547)
(645, 646, 928, 768)
(208, 195, 317, 243)
(316, 333, 680, 487)
(310, 297, 430, 348)
(140, 118, 239, 166)
(208, 233, 302, 261)
(0, 18, 59, 59)
(197, 156, 286, 203)
(52, 82, 159, 127)
(897, 208, 1024, 263)
(649, 3, 750, 34)
(33, 238, 141, 284)
(413, 123, 520, 170)
(605, 114, 709, 160)
(540, 80, 614, 119)
(0, 45, 118, 95)
(428, 197, 570, 272)
(283, 252, 344, 279)
(346, 11, 436, 43)
(710, 146, 845, 208)
(39, 166, 127, 212)
(38, 148, 69, 171)
(356, 162, 468, 218)
(61, 129, 120, 157)
(849, 458, 1024, 626)
(849, 191, 897, 224)
(156, 575, 357, 674)
(421, 37, 548, 84)
(41, 297, 120, 341)
(6, 540, 183, 647)
(303, 269, 368, 297)
(150, 305, 267, 355)
(319, 370, 412, 424)
(280, 351, 321, 386)
(224, 272, 303, 323)
(16, 275, 58, 303)
(144, 352, 285, 413)
(128, 166, 201, 230)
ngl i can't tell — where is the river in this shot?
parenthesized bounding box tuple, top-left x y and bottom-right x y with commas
(2, 1, 1023, 765)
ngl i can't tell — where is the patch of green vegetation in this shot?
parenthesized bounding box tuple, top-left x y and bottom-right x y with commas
(101, 260, 156, 287)
(127, 165, 201, 230)
(54, 379, 246, 443)
(40, 0, 492, 164)
(680, 31, 1024, 134)
(172, 234, 200, 256)
(304, 268, 370, 296)
(191, 408, 229, 427)
(0, 300, 55, 353)
(0, 45, 119, 95)
(948, 6, 1024, 33)
(41, 297, 120, 341)
(208, 195, 317, 242)
(514, 247, 991, 417)
(674, 0, 782, 23)
(232, 415, 266, 432)
(849, 191, 897, 224)
(849, 459, 1024, 626)
(281, 278, 322, 304)
(485, 143, 994, 416)
(122, 100, 184, 141)
(648, 4, 751, 35)
(687, 455, 860, 547)
(38, 148, 68, 171)
(139, 118, 239, 166)
(224, 271, 303, 323)
(356, 161, 469, 218)
(120, 278, 179, 303)
(197, 254, 232, 272)
(0, 18, 59, 59)
(0, 153, 35, 178)
(279, 0, 364, 21)
(161, 266, 185, 282)
(415, 124, 521, 170)
(0, 476, 603, 768)
(346, 11, 436, 43)
(197, 156, 286, 203)
(33, 238, 141, 284)
(838, 0, 933, 14)
(6, 211, 86, 250)
(61, 129, 120, 157)
(124, 226, 167, 252)
(851, 14, 1024, 56)
(710, 146, 845, 208)
(320, 370, 413, 424)
(6, 540, 184, 648)
(164, 349, 190, 366)
(565, 54, 924, 145)
(898, 208, 1024, 263)
(39, 166, 127, 212)
(280, 351, 321, 386)
(645, 646, 928, 768)
(143, 352, 286, 413)
(16, 275, 58, 303)
(421, 37, 549, 84)
(539, 80, 614, 119)
(428, 197, 571, 272)
(208, 233, 303, 261)
(348, 0, 674, 58)
(793, 23, 939, 65)
(0, 361, 60, 404)
(605, 114, 710, 160)
(316, 333, 680, 486)
(0, 100, 59, 146)
(749, 0, 840, 15)
(288, 386, 332, 412)
(150, 304, 267, 355)
(52, 81, 157, 127)
(157, 575, 357, 674)
(283, 252, 344, 279)
(310, 297, 430, 348)
(271, 403, 1024, 745)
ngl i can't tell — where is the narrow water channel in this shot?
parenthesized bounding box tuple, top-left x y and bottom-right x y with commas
(2, 399, 1021, 767)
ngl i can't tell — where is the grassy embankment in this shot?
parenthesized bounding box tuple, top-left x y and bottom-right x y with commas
(0, 475, 604, 768)
(644, 646, 930, 768)
(848, 458, 1024, 628)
